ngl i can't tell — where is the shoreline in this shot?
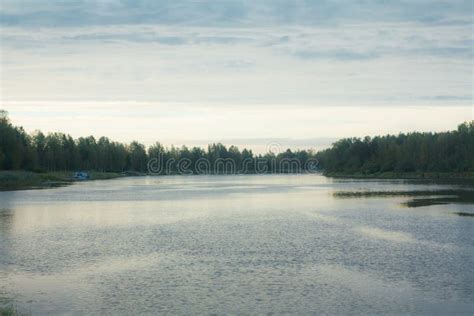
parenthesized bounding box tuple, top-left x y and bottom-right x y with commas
(0, 171, 145, 192)
(2, 170, 474, 192)
(324, 171, 474, 180)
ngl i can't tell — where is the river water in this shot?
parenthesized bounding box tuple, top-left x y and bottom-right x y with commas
(0, 175, 473, 314)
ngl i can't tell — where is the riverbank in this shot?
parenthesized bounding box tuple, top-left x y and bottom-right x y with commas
(0, 170, 144, 191)
(324, 171, 474, 180)
(3, 170, 474, 191)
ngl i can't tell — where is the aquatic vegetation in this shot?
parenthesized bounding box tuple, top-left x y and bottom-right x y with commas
(334, 189, 474, 208)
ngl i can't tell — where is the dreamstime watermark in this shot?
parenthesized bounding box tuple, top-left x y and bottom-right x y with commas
(147, 142, 319, 175)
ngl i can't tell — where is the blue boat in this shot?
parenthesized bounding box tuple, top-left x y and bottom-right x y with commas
(73, 171, 90, 181)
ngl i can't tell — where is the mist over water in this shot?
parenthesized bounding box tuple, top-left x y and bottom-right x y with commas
(0, 175, 473, 314)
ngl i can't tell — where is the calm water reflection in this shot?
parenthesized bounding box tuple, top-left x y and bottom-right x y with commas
(0, 175, 473, 314)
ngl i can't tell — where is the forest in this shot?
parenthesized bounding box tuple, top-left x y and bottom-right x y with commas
(315, 121, 474, 175)
(1, 109, 473, 176)
(0, 110, 315, 174)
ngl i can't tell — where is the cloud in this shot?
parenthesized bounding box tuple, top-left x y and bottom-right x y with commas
(293, 50, 380, 61)
(411, 46, 473, 58)
(0, 1, 472, 28)
(428, 95, 473, 101)
(66, 33, 187, 45)
(0, 2, 472, 106)
(62, 32, 251, 46)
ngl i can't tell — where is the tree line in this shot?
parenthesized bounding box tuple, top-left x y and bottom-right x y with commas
(315, 121, 474, 174)
(0, 110, 316, 174)
(1, 110, 472, 175)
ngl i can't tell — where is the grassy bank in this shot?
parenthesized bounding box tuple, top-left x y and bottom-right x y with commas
(0, 304, 26, 316)
(324, 171, 474, 180)
(3, 170, 473, 191)
(0, 170, 136, 191)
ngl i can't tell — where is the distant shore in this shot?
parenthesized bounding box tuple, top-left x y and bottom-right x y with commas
(324, 171, 474, 180)
(2, 170, 474, 192)
(0, 170, 145, 191)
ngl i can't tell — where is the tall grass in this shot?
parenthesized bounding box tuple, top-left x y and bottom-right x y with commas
(0, 304, 27, 316)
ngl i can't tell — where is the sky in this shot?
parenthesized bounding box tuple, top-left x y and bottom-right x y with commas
(0, 0, 473, 153)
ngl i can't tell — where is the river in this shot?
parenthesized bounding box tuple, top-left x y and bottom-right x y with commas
(0, 175, 473, 314)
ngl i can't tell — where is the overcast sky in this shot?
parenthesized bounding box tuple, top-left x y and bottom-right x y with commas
(1, 0, 472, 152)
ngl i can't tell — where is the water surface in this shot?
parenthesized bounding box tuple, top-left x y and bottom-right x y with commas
(1, 175, 473, 314)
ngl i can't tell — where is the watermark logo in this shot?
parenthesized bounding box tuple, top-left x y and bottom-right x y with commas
(266, 142, 282, 155)
(147, 142, 319, 175)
